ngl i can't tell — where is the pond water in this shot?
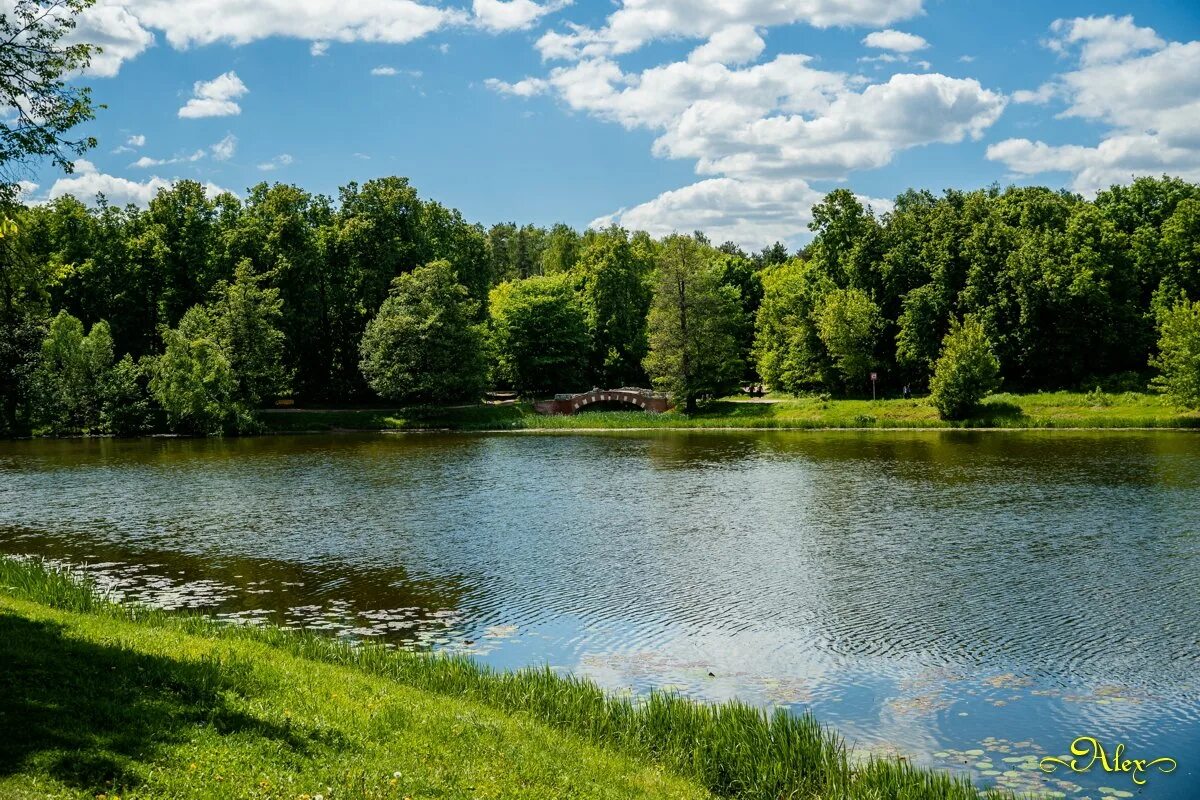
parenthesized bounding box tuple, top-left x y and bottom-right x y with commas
(1, 430, 1197, 798)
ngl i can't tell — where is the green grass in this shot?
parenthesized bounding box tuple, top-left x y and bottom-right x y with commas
(259, 391, 1200, 433)
(0, 557, 1008, 800)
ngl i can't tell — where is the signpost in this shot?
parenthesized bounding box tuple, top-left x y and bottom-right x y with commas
(870, 371, 877, 400)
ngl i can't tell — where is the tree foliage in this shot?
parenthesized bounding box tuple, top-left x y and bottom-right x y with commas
(209, 259, 289, 407)
(32, 310, 112, 433)
(489, 273, 589, 395)
(929, 316, 1001, 420)
(1151, 296, 1200, 409)
(360, 260, 488, 404)
(644, 235, 743, 412)
(0, 0, 98, 178)
(573, 226, 651, 387)
(149, 306, 247, 435)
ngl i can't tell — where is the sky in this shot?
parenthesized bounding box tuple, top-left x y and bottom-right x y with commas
(19, 0, 1200, 249)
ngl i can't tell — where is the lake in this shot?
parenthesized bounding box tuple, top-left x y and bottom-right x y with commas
(1, 430, 1197, 798)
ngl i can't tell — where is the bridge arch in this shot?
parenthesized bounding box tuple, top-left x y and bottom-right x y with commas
(534, 388, 673, 415)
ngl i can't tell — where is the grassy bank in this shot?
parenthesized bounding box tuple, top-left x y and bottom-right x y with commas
(260, 391, 1200, 433)
(0, 558, 1002, 800)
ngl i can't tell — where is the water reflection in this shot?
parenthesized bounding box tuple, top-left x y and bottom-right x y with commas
(1, 430, 1198, 798)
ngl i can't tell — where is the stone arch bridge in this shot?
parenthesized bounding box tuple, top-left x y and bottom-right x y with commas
(534, 388, 673, 415)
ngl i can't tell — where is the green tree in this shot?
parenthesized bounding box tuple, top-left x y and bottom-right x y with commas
(895, 284, 947, 382)
(209, 259, 289, 407)
(0, 0, 99, 177)
(753, 259, 832, 394)
(814, 287, 881, 392)
(102, 353, 156, 436)
(1150, 296, 1200, 408)
(360, 260, 488, 404)
(573, 227, 651, 387)
(929, 316, 1001, 419)
(149, 306, 247, 435)
(32, 311, 113, 433)
(644, 235, 743, 412)
(489, 273, 588, 395)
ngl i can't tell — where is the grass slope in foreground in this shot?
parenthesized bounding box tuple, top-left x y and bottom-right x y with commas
(0, 558, 1008, 800)
(260, 391, 1200, 433)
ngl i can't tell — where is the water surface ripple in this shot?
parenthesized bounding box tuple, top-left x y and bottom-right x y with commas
(1, 430, 1197, 798)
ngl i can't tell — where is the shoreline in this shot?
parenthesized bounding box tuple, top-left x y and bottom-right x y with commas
(0, 557, 992, 800)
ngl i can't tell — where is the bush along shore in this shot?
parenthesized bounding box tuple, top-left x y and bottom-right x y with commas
(0, 557, 1009, 800)
(258, 391, 1200, 434)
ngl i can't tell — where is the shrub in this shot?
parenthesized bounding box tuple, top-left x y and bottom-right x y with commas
(929, 316, 1000, 420)
(1151, 297, 1200, 409)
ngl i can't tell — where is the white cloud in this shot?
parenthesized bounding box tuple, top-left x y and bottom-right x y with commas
(67, 0, 155, 77)
(536, 0, 923, 61)
(210, 134, 237, 161)
(257, 154, 294, 171)
(371, 66, 399, 76)
(485, 76, 550, 96)
(43, 160, 231, 207)
(121, 0, 461, 49)
(591, 177, 891, 249)
(179, 71, 249, 118)
(1011, 83, 1057, 105)
(688, 26, 765, 66)
(1047, 14, 1164, 66)
(500, 47, 1001, 245)
(310, 40, 330, 56)
(591, 177, 824, 248)
(127, 135, 233, 168)
(862, 29, 928, 53)
(989, 18, 1200, 195)
(539, 57, 1003, 179)
(473, 0, 569, 32)
(130, 149, 205, 168)
(127, 134, 147, 147)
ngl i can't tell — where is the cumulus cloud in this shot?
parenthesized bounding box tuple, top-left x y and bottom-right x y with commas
(988, 17, 1200, 194)
(1011, 83, 1056, 105)
(591, 177, 891, 249)
(121, 0, 460, 49)
(473, 0, 569, 32)
(127, 134, 147, 147)
(128, 135, 235, 167)
(493, 36, 1002, 244)
(485, 76, 550, 96)
(536, 0, 923, 61)
(688, 26, 765, 66)
(178, 71, 248, 118)
(210, 134, 237, 161)
(54, 0, 463, 75)
(534, 56, 1004, 179)
(1046, 14, 1163, 66)
(371, 66, 399, 76)
(67, 0, 156, 77)
(43, 160, 231, 207)
(130, 148, 205, 168)
(862, 29, 928, 53)
(257, 154, 294, 171)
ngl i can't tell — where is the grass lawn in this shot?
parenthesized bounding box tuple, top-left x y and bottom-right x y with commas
(0, 558, 1002, 800)
(259, 391, 1200, 434)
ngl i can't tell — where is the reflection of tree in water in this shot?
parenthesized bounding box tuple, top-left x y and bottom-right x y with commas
(0, 525, 472, 649)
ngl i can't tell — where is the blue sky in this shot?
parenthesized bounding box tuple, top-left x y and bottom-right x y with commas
(27, 0, 1200, 248)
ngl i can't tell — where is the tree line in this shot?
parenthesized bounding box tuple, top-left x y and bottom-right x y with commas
(2, 174, 1199, 436)
(2, 0, 1197, 436)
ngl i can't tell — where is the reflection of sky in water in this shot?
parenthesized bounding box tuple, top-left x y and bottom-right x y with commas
(2, 430, 1198, 798)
